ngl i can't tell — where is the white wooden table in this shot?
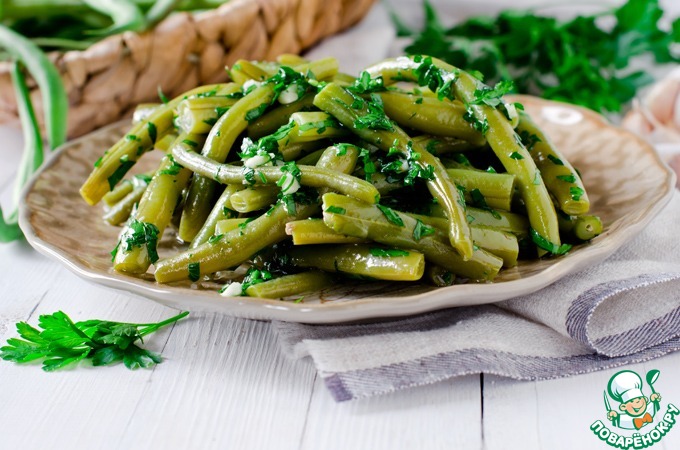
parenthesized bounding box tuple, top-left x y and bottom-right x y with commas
(2, 1, 680, 448)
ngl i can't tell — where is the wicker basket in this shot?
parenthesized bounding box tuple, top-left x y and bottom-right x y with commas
(0, 0, 375, 138)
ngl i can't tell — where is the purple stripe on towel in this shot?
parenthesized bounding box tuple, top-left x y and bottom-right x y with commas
(324, 337, 680, 402)
(565, 273, 680, 355)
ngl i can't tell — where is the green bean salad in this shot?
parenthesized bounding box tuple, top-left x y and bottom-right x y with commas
(81, 54, 602, 299)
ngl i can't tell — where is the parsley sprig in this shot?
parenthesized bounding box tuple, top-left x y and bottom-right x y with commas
(394, 0, 680, 113)
(0, 311, 188, 371)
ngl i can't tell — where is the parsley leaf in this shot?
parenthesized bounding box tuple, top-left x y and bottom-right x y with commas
(530, 228, 572, 256)
(0, 311, 188, 371)
(377, 204, 404, 226)
(369, 248, 410, 257)
(413, 219, 435, 241)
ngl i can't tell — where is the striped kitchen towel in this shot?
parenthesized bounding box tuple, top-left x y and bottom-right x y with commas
(273, 191, 680, 402)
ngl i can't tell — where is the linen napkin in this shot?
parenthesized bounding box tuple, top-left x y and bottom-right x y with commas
(273, 191, 680, 402)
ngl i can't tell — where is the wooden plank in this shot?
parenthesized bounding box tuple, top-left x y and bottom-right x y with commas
(301, 374, 483, 450)
(484, 355, 680, 450)
(117, 314, 317, 450)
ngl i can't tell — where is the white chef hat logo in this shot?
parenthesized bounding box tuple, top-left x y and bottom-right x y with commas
(608, 370, 645, 403)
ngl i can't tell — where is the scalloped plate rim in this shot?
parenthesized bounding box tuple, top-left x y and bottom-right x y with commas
(18, 96, 676, 324)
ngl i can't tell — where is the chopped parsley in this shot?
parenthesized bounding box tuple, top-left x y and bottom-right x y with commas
(114, 219, 160, 264)
(107, 158, 135, 190)
(530, 228, 572, 256)
(188, 262, 201, 282)
(353, 93, 393, 131)
(147, 122, 157, 143)
(547, 154, 564, 166)
(208, 234, 224, 244)
(157, 86, 169, 104)
(518, 130, 541, 151)
(470, 80, 515, 107)
(463, 108, 489, 135)
(158, 155, 183, 176)
(413, 219, 435, 241)
(509, 152, 524, 160)
(369, 248, 410, 257)
(94, 157, 103, 168)
(570, 186, 585, 201)
(470, 189, 501, 219)
(347, 71, 386, 94)
(241, 268, 274, 294)
(182, 139, 198, 148)
(376, 204, 404, 227)
(325, 206, 346, 215)
(557, 174, 577, 183)
(245, 103, 269, 122)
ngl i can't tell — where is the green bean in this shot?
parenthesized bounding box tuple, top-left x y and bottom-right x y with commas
(80, 83, 224, 205)
(517, 113, 590, 215)
(291, 148, 324, 165)
(447, 168, 514, 211)
(280, 142, 324, 162)
(430, 204, 529, 236)
(285, 219, 367, 245)
(145, 0, 182, 28)
(558, 213, 602, 241)
(0, 25, 68, 151)
(229, 186, 280, 213)
(366, 57, 561, 255)
(244, 271, 334, 298)
(313, 82, 474, 260)
(154, 133, 178, 152)
(426, 264, 457, 287)
(103, 180, 134, 207)
(113, 135, 199, 274)
(132, 103, 161, 124)
(276, 54, 308, 66)
(572, 215, 603, 241)
(214, 218, 250, 235)
(379, 91, 485, 145)
(171, 145, 379, 205)
(190, 184, 243, 249)
(288, 244, 426, 281)
(321, 193, 502, 281)
(103, 182, 147, 226)
(175, 91, 242, 135)
(0, 62, 44, 242)
(83, 0, 146, 35)
(392, 213, 518, 267)
(247, 93, 316, 139)
(229, 59, 276, 84)
(155, 202, 320, 283)
(289, 111, 349, 141)
(178, 60, 340, 242)
(332, 73, 357, 86)
(413, 135, 478, 155)
(155, 136, 353, 283)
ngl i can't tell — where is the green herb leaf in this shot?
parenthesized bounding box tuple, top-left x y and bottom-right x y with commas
(325, 206, 346, 215)
(188, 262, 200, 282)
(556, 174, 576, 183)
(377, 204, 404, 227)
(369, 248, 410, 257)
(1, 311, 188, 371)
(413, 219, 435, 241)
(529, 228, 572, 255)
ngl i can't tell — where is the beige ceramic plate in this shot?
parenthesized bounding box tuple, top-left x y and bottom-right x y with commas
(19, 96, 675, 323)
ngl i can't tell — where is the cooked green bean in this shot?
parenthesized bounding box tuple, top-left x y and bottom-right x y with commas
(229, 186, 280, 213)
(214, 218, 250, 235)
(0, 61, 44, 242)
(379, 91, 485, 145)
(180, 59, 340, 242)
(294, 148, 325, 165)
(322, 193, 502, 281)
(517, 113, 590, 215)
(190, 184, 243, 249)
(286, 219, 367, 245)
(244, 271, 334, 298)
(103, 180, 134, 207)
(413, 135, 479, 155)
(365, 56, 561, 256)
(132, 103, 160, 124)
(176, 91, 242, 135)
(155, 200, 319, 283)
(572, 215, 602, 241)
(103, 177, 150, 225)
(288, 111, 349, 141)
(113, 134, 199, 274)
(313, 82, 474, 260)
(171, 145, 379, 205)
(289, 244, 426, 281)
(247, 93, 316, 139)
(80, 83, 224, 205)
